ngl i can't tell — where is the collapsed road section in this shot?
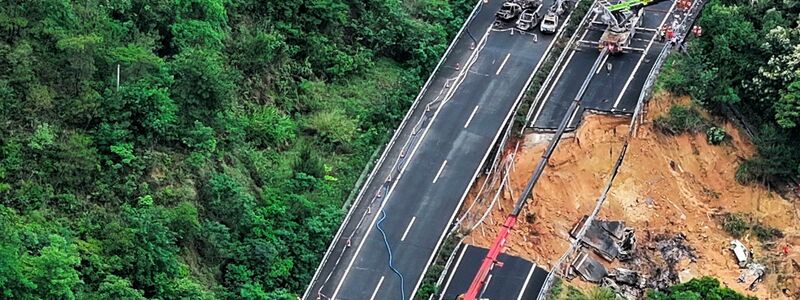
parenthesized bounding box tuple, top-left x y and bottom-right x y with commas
(526, 0, 676, 130)
(303, 0, 576, 299)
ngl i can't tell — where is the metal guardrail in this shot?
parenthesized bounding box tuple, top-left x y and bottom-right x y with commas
(424, 1, 592, 297)
(535, 0, 707, 298)
(521, 0, 599, 131)
(301, 1, 488, 298)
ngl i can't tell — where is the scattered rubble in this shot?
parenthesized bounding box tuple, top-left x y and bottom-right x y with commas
(571, 251, 608, 283)
(465, 93, 800, 298)
(570, 216, 636, 261)
(737, 263, 766, 291)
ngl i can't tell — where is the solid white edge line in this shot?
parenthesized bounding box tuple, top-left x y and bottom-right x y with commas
(612, 1, 678, 109)
(300, 0, 487, 298)
(484, 274, 494, 293)
(369, 276, 385, 300)
(464, 105, 480, 128)
(329, 24, 494, 300)
(400, 217, 417, 242)
(408, 3, 582, 298)
(516, 263, 537, 300)
(531, 12, 599, 126)
(496, 53, 512, 75)
(433, 160, 448, 184)
(595, 54, 609, 75)
(439, 245, 469, 300)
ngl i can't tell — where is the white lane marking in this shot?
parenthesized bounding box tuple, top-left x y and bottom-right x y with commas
(464, 105, 480, 128)
(567, 103, 581, 126)
(400, 217, 417, 241)
(517, 264, 537, 300)
(410, 4, 578, 296)
(329, 24, 495, 300)
(439, 245, 469, 300)
(369, 276, 385, 300)
(531, 13, 599, 126)
(484, 274, 494, 292)
(496, 53, 512, 75)
(433, 160, 448, 184)
(612, 0, 678, 109)
(596, 54, 610, 75)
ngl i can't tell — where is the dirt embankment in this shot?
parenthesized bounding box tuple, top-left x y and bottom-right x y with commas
(465, 92, 800, 299)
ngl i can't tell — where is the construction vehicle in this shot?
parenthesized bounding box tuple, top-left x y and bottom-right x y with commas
(598, 7, 644, 53)
(515, 9, 542, 31)
(497, 0, 542, 21)
(596, 0, 664, 53)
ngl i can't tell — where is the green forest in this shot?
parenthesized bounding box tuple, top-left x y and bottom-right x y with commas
(660, 0, 800, 185)
(0, 0, 474, 299)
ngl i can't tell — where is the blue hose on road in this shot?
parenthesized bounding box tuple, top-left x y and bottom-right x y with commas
(376, 210, 406, 300)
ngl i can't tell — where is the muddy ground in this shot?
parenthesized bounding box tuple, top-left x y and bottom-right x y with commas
(463, 92, 800, 299)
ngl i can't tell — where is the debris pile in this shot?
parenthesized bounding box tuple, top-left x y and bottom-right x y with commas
(570, 216, 636, 261)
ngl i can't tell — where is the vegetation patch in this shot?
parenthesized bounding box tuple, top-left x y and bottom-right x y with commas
(655, 0, 800, 186)
(654, 105, 705, 134)
(647, 276, 756, 300)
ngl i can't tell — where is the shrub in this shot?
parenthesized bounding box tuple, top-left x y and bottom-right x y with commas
(722, 213, 749, 238)
(654, 105, 705, 134)
(706, 126, 727, 145)
(752, 224, 783, 242)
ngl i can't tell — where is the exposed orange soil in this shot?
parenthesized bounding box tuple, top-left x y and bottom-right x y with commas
(464, 92, 800, 299)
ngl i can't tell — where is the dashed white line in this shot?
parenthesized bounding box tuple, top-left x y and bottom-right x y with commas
(433, 160, 448, 183)
(464, 105, 480, 128)
(368, 276, 385, 300)
(517, 264, 537, 300)
(596, 54, 610, 75)
(531, 13, 599, 125)
(400, 217, 417, 241)
(496, 53, 512, 75)
(612, 1, 678, 109)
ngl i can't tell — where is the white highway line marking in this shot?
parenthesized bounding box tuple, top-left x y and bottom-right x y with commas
(433, 160, 448, 183)
(400, 217, 417, 241)
(368, 276, 385, 300)
(496, 53, 511, 75)
(613, 0, 678, 109)
(439, 245, 469, 300)
(596, 54, 610, 75)
(484, 274, 494, 292)
(411, 5, 576, 296)
(531, 13, 599, 125)
(567, 103, 581, 126)
(329, 24, 493, 300)
(517, 264, 537, 300)
(464, 105, 480, 128)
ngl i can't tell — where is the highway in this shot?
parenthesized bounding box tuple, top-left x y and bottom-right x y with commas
(439, 245, 548, 300)
(303, 1, 572, 299)
(529, 0, 676, 130)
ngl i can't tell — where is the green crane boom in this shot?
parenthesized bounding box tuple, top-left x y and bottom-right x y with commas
(607, 0, 652, 12)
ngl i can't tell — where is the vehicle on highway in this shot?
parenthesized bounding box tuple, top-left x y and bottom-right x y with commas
(599, 8, 644, 53)
(539, 11, 558, 33)
(497, 0, 542, 21)
(515, 9, 541, 31)
(497, 2, 523, 20)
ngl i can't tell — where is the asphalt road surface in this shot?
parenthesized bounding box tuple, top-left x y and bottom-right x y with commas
(530, 0, 677, 130)
(303, 1, 572, 299)
(439, 245, 549, 300)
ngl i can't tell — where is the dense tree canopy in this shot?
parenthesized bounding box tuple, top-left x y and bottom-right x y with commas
(0, 0, 473, 298)
(659, 0, 800, 184)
